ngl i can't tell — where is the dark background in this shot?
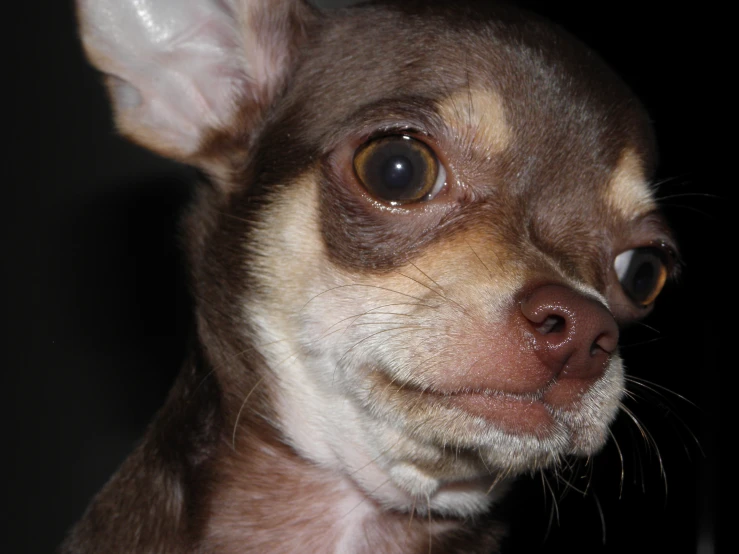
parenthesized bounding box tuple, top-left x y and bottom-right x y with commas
(5, 1, 723, 553)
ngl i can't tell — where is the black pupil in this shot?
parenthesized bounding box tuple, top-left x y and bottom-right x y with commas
(382, 156, 414, 190)
(632, 261, 656, 299)
(356, 137, 435, 202)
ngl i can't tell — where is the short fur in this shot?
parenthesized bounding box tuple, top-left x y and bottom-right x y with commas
(62, 1, 677, 552)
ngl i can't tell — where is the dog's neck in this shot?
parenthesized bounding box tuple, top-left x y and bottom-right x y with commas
(166, 345, 504, 554)
(205, 416, 460, 554)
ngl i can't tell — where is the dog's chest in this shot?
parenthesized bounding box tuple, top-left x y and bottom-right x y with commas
(204, 439, 472, 554)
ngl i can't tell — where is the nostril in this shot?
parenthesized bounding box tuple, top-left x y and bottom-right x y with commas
(592, 327, 618, 355)
(519, 283, 619, 380)
(535, 315, 566, 335)
(590, 339, 604, 356)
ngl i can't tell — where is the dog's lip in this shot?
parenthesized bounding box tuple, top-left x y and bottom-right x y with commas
(429, 387, 556, 436)
(368, 369, 558, 437)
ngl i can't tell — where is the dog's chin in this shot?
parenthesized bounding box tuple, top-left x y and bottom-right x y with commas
(353, 359, 624, 487)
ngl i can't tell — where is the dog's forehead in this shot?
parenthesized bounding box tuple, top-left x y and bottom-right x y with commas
(283, 2, 656, 193)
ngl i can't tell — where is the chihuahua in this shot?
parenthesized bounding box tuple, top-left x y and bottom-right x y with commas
(61, 0, 677, 552)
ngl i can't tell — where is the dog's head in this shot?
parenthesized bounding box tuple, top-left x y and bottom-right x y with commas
(78, 0, 677, 518)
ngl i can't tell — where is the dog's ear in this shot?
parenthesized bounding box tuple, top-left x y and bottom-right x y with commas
(77, 0, 314, 161)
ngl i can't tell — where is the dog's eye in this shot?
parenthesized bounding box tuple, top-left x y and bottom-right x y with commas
(614, 247, 668, 306)
(353, 135, 445, 204)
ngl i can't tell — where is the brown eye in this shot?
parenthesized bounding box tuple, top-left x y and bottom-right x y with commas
(614, 247, 669, 306)
(353, 135, 445, 204)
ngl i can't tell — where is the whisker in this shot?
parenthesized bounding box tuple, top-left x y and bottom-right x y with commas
(623, 377, 703, 459)
(340, 478, 392, 521)
(408, 261, 446, 296)
(658, 203, 714, 219)
(607, 427, 625, 499)
(541, 470, 560, 542)
(656, 192, 721, 202)
(348, 322, 431, 328)
(301, 283, 433, 311)
(552, 466, 587, 496)
(477, 448, 492, 475)
(625, 375, 698, 408)
(633, 321, 662, 335)
(316, 303, 419, 337)
(619, 403, 668, 496)
(486, 467, 511, 495)
(622, 418, 646, 493)
(338, 327, 424, 365)
(345, 433, 406, 481)
(192, 335, 297, 396)
(406, 345, 466, 382)
(651, 174, 688, 189)
(334, 327, 423, 384)
(464, 239, 497, 281)
(593, 493, 607, 545)
(619, 337, 666, 349)
(231, 375, 265, 450)
(395, 267, 469, 317)
(394, 269, 445, 298)
(582, 455, 595, 496)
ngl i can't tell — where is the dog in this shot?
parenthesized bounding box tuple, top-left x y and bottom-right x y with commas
(61, 0, 678, 552)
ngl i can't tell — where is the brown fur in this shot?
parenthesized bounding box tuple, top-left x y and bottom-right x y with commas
(62, 2, 676, 553)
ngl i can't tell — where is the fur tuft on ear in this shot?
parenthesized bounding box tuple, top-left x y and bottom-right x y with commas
(77, 0, 314, 161)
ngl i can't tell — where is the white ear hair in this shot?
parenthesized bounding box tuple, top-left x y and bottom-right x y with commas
(77, 0, 311, 160)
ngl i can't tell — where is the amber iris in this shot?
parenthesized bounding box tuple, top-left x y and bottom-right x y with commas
(353, 136, 440, 203)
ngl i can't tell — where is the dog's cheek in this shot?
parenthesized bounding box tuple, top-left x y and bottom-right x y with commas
(243, 169, 402, 398)
(247, 171, 333, 336)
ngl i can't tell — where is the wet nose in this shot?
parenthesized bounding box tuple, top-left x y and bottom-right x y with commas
(520, 284, 619, 380)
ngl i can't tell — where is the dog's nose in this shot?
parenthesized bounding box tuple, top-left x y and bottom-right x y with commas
(520, 284, 618, 380)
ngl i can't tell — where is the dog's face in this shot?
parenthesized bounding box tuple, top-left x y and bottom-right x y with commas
(79, 0, 676, 519)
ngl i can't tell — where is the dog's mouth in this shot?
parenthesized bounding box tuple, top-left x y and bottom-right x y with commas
(439, 388, 555, 436)
(367, 370, 556, 436)
(361, 361, 623, 458)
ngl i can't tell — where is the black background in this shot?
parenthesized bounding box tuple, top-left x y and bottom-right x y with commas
(5, 1, 723, 553)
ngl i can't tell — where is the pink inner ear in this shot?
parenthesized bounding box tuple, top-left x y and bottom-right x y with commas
(108, 76, 142, 109)
(78, 0, 296, 158)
